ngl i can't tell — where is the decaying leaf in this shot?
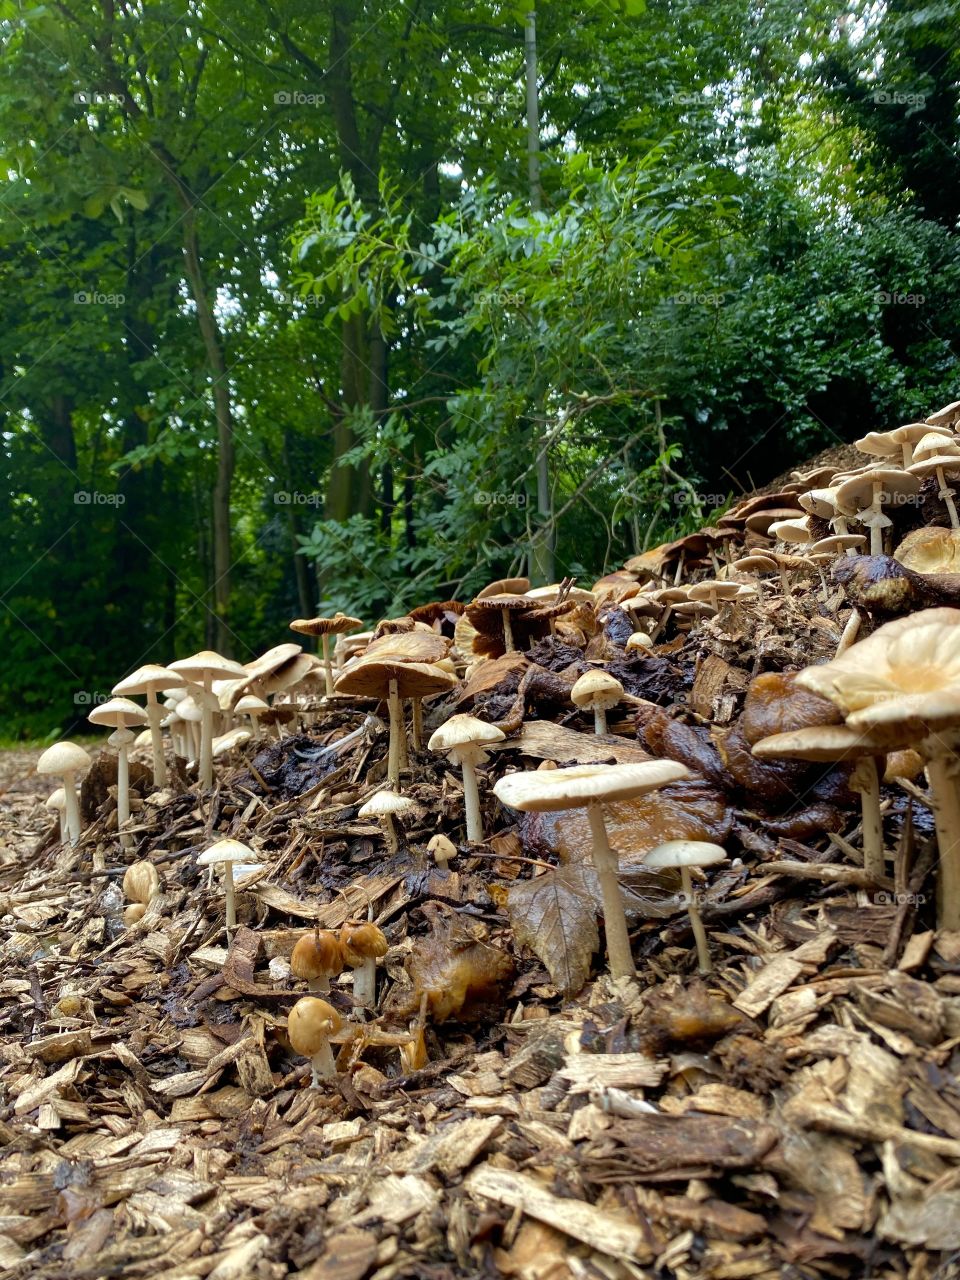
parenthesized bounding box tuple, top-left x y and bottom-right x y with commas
(506, 864, 599, 994)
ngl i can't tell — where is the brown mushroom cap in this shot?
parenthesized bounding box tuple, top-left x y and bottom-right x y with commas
(243, 643, 303, 683)
(290, 612, 363, 637)
(744, 507, 808, 537)
(287, 997, 342, 1057)
(339, 921, 388, 965)
(291, 931, 344, 982)
(476, 577, 530, 599)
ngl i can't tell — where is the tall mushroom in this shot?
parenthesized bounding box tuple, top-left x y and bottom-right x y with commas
(795, 608, 960, 928)
(751, 724, 891, 879)
(493, 761, 690, 980)
(88, 697, 148, 847)
(290, 613, 364, 696)
(835, 468, 921, 557)
(112, 664, 185, 788)
(428, 714, 506, 843)
(908, 433, 960, 532)
(37, 741, 90, 845)
(339, 920, 388, 1009)
(335, 633, 456, 786)
(169, 651, 248, 789)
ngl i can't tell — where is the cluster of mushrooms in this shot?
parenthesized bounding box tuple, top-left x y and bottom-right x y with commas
(34, 395, 960, 1085)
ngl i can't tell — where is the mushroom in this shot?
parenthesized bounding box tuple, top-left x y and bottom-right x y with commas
(570, 671, 625, 736)
(908, 437, 960, 531)
(287, 996, 342, 1085)
(642, 840, 727, 973)
(235, 693, 270, 735)
(45, 787, 67, 842)
(339, 920, 388, 1009)
(895, 526, 960, 573)
(427, 714, 506, 842)
(358, 790, 415, 854)
(686, 579, 743, 614)
(123, 903, 147, 927)
(493, 761, 690, 980)
(168, 651, 248, 788)
(625, 631, 654, 654)
(335, 635, 456, 785)
(794, 608, 960, 928)
(290, 613, 364, 696)
(122, 860, 160, 907)
(196, 837, 260, 933)
(176, 695, 204, 759)
(464, 594, 546, 657)
(112, 664, 185, 788)
(751, 724, 890, 879)
(835, 468, 920, 556)
(428, 832, 457, 870)
(290, 929, 344, 993)
(88, 697, 148, 846)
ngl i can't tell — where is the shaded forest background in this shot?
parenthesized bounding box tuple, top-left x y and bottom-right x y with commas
(1, 0, 959, 737)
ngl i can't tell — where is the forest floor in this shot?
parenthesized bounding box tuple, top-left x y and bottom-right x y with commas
(3, 490, 960, 1278)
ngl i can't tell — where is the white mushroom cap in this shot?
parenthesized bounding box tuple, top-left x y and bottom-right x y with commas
(428, 714, 507, 753)
(626, 632, 653, 652)
(643, 839, 727, 869)
(912, 431, 960, 462)
(243, 643, 303, 682)
(37, 741, 90, 776)
(178, 696, 204, 723)
(45, 787, 66, 811)
(211, 728, 251, 757)
(197, 837, 257, 866)
(570, 670, 624, 711)
(88, 697, 148, 729)
(493, 761, 690, 812)
(112, 664, 184, 697)
(169, 650, 248, 682)
(359, 791, 416, 819)
(236, 694, 270, 714)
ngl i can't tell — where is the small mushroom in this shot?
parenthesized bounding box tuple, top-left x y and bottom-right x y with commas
(236, 694, 270, 735)
(168, 651, 248, 788)
(290, 929, 344, 993)
(339, 920, 388, 1009)
(570, 670, 625, 736)
(44, 787, 66, 842)
(427, 714, 506, 843)
(428, 832, 457, 870)
(642, 840, 727, 973)
(358, 790, 415, 854)
(196, 837, 260, 934)
(123, 903, 147, 926)
(625, 631, 654, 654)
(287, 996, 342, 1085)
(123, 860, 160, 906)
(493, 761, 690, 980)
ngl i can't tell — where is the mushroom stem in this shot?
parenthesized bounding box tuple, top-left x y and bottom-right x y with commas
(673, 551, 685, 586)
(585, 801, 636, 979)
(778, 565, 792, 599)
(307, 976, 330, 993)
(310, 1038, 337, 1085)
(460, 755, 483, 843)
(352, 957, 377, 1008)
(321, 633, 334, 697)
(116, 735, 132, 849)
(681, 865, 712, 974)
(223, 860, 236, 933)
(501, 609, 516, 653)
(836, 610, 862, 657)
(410, 699, 423, 752)
(923, 753, 960, 930)
(146, 695, 167, 788)
(381, 813, 399, 855)
(852, 757, 885, 880)
(387, 678, 402, 785)
(935, 466, 960, 531)
(62, 771, 82, 845)
(199, 675, 214, 788)
(592, 705, 608, 736)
